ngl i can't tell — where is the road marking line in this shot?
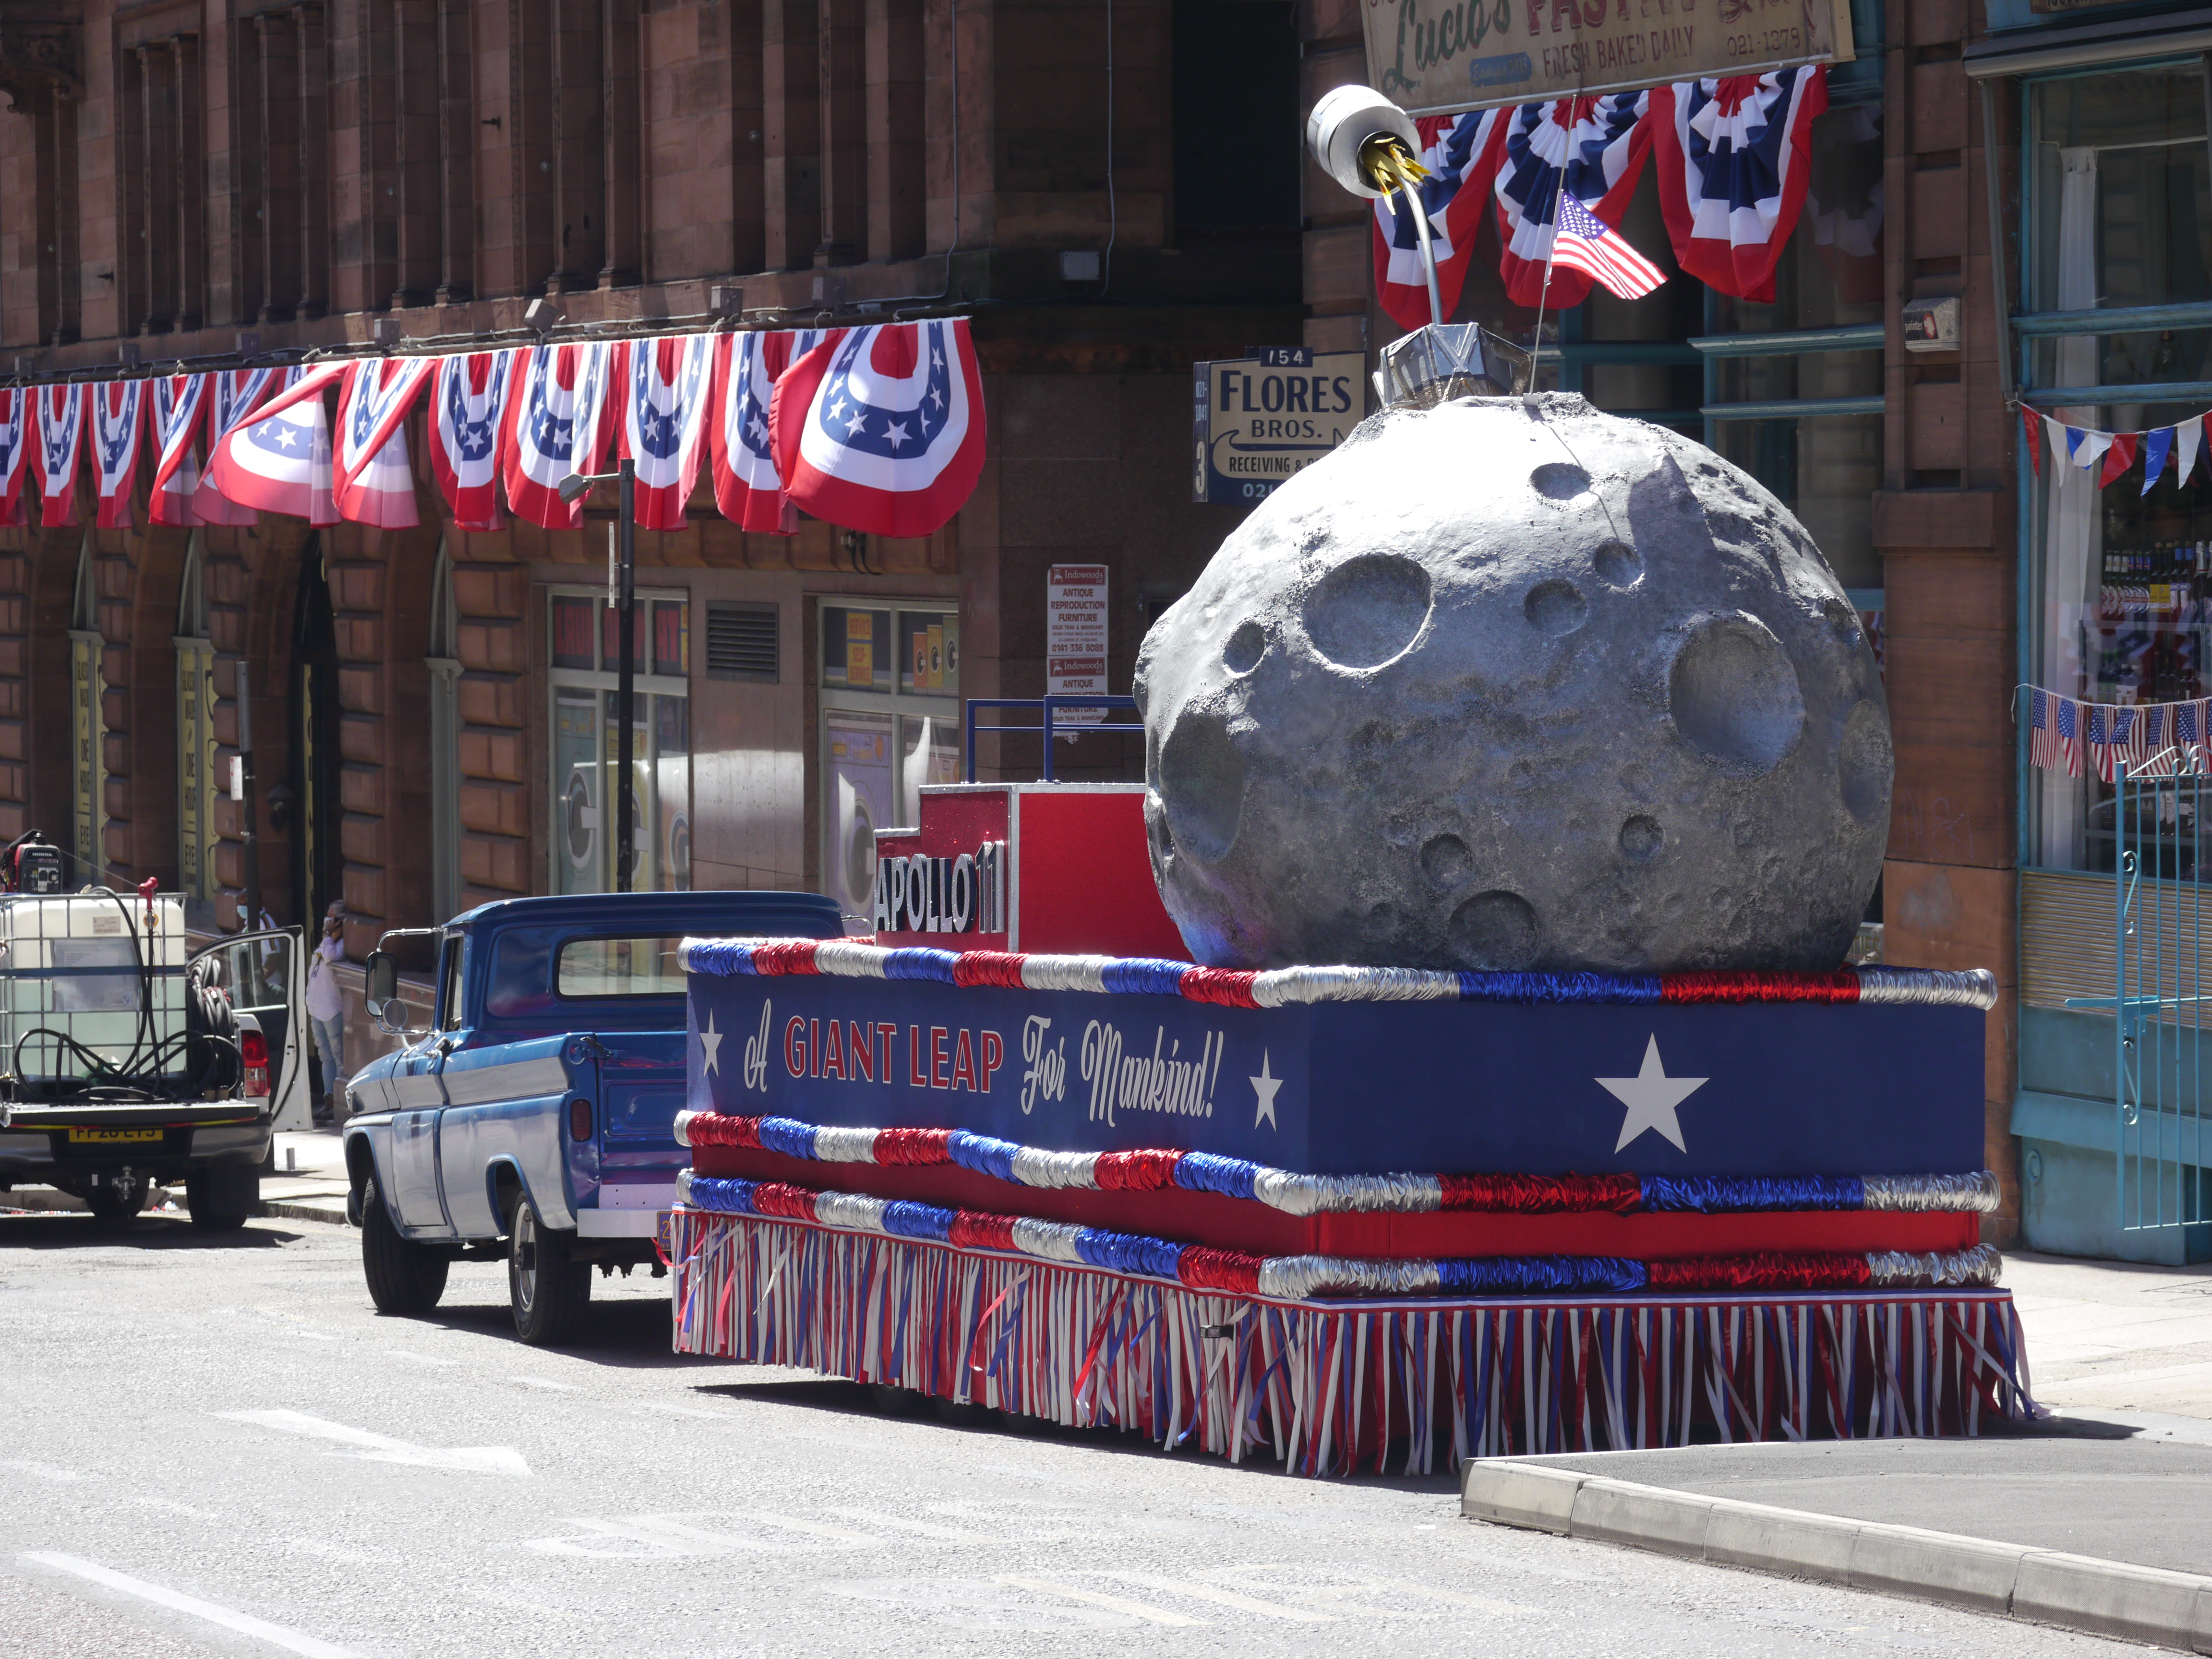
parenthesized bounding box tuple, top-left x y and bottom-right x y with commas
(829, 1510, 998, 1542)
(635, 1402, 719, 1419)
(994, 1575, 1205, 1626)
(22, 1552, 354, 1659)
(510, 1376, 579, 1392)
(219, 1409, 530, 1477)
(1091, 1573, 1336, 1621)
(0, 1460, 82, 1482)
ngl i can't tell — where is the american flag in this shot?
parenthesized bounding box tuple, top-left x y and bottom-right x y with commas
(2030, 689, 2071, 775)
(1548, 192, 1667, 300)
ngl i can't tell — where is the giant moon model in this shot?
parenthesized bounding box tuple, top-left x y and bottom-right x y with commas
(1135, 394, 1892, 974)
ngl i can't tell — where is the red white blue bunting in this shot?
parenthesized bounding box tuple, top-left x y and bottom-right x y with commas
(34, 382, 85, 528)
(667, 1207, 2032, 1473)
(0, 389, 27, 527)
(711, 327, 832, 534)
(617, 333, 718, 532)
(2025, 405, 2208, 494)
(1369, 67, 1836, 328)
(2025, 685, 2212, 782)
(769, 320, 986, 539)
(427, 350, 515, 531)
(334, 356, 433, 529)
(673, 1172, 2001, 1301)
(503, 341, 614, 530)
(677, 935, 2001, 1011)
(196, 367, 290, 525)
(148, 373, 209, 528)
(205, 363, 342, 527)
(90, 379, 146, 530)
(1649, 69, 1828, 304)
(3, 319, 988, 540)
(676, 1108, 2003, 1219)
(1373, 108, 1510, 328)
(1493, 93, 1654, 310)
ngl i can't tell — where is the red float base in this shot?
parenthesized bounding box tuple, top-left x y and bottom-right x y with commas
(666, 1208, 2036, 1478)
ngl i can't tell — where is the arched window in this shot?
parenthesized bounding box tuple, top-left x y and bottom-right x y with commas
(67, 533, 104, 883)
(427, 540, 462, 922)
(174, 531, 217, 905)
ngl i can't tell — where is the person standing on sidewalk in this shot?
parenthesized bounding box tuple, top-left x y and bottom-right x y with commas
(306, 904, 348, 1123)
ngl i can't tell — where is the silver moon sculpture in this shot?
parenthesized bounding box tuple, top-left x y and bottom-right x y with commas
(1134, 393, 1892, 974)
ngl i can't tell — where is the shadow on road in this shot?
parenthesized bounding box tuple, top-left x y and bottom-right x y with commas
(0, 1212, 300, 1250)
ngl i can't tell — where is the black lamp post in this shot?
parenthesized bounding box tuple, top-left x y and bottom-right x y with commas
(556, 459, 638, 893)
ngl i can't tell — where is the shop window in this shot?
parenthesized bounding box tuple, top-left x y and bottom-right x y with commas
(427, 542, 462, 923)
(546, 586, 690, 894)
(174, 533, 217, 906)
(68, 535, 104, 884)
(819, 601, 960, 924)
(2026, 66, 2212, 872)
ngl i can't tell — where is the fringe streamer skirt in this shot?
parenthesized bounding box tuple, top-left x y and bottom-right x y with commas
(667, 1208, 2036, 1478)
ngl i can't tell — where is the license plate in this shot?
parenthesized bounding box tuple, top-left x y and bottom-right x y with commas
(64, 1128, 164, 1144)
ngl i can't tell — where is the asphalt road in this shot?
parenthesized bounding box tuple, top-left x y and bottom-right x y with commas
(0, 1210, 2148, 1659)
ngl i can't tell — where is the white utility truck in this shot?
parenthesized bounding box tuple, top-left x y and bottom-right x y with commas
(0, 834, 308, 1227)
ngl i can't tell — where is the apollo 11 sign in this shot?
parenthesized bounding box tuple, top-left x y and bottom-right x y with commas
(1363, 0, 1855, 119)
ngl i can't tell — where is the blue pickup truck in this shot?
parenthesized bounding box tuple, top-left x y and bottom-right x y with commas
(341, 890, 841, 1344)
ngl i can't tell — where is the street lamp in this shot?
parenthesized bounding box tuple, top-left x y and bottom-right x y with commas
(557, 459, 639, 894)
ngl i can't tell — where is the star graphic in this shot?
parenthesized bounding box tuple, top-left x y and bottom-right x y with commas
(1597, 1035, 1708, 1154)
(273, 426, 299, 450)
(746, 413, 767, 442)
(927, 387, 944, 411)
(842, 408, 867, 435)
(699, 1011, 723, 1077)
(1250, 1051, 1282, 1130)
(884, 420, 911, 450)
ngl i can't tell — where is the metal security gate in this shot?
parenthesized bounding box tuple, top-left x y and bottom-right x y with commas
(2104, 762, 2212, 1242)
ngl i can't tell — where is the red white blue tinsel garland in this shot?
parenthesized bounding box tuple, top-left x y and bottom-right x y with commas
(678, 938, 1998, 1011)
(673, 1172, 2000, 1300)
(666, 1207, 2034, 1474)
(675, 1108, 2002, 1220)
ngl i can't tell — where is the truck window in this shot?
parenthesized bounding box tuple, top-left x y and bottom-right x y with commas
(438, 937, 468, 1031)
(555, 937, 686, 998)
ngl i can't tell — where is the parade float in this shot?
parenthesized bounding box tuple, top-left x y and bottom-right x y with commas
(655, 92, 2032, 1476)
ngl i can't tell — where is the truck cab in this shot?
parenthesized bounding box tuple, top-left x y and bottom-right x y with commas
(341, 889, 840, 1343)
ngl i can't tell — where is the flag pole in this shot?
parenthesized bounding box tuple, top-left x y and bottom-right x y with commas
(1528, 176, 1561, 397)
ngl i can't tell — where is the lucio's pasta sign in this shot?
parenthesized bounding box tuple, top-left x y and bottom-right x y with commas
(1363, 0, 1855, 118)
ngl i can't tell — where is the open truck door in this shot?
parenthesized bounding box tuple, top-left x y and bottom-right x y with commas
(189, 927, 311, 1132)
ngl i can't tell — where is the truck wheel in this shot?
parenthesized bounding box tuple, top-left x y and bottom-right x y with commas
(508, 1193, 590, 1346)
(360, 1178, 449, 1314)
(85, 1173, 150, 1224)
(186, 1165, 259, 1232)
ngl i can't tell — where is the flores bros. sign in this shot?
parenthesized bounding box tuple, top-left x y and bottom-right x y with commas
(1364, 0, 1855, 118)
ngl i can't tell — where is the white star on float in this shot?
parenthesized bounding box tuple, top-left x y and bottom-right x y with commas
(1597, 1034, 1707, 1154)
(274, 426, 299, 449)
(884, 420, 911, 450)
(842, 408, 867, 435)
(699, 1011, 723, 1076)
(927, 387, 944, 411)
(746, 412, 767, 441)
(1250, 1051, 1283, 1130)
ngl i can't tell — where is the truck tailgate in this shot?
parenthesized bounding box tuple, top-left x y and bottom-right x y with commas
(575, 1031, 688, 1233)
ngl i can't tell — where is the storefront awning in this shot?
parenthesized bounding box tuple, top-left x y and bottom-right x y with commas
(1964, 6, 2212, 79)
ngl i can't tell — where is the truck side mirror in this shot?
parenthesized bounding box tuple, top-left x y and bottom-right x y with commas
(363, 951, 403, 1034)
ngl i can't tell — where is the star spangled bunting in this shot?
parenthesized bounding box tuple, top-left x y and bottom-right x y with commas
(710, 329, 825, 534)
(1371, 108, 1510, 332)
(149, 374, 209, 527)
(428, 350, 517, 531)
(204, 363, 343, 526)
(501, 341, 613, 529)
(199, 367, 291, 524)
(1492, 92, 1653, 308)
(770, 319, 987, 539)
(334, 356, 433, 528)
(617, 332, 716, 531)
(90, 378, 146, 529)
(34, 383, 85, 528)
(1649, 68, 1828, 303)
(0, 389, 34, 528)
(1550, 193, 1667, 300)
